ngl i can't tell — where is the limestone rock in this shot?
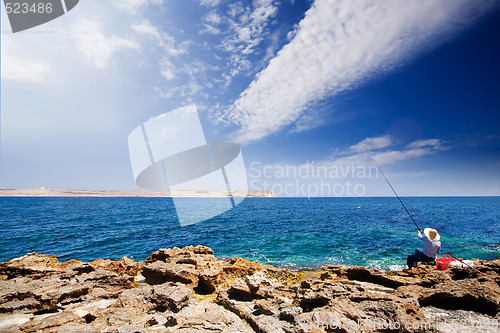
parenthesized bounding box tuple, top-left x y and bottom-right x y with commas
(418, 278, 500, 316)
(89, 256, 142, 276)
(1, 246, 499, 332)
(166, 301, 254, 332)
(19, 309, 84, 332)
(151, 283, 191, 312)
(0, 253, 61, 279)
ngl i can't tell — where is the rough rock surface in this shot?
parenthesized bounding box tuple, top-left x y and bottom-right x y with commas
(0, 247, 499, 332)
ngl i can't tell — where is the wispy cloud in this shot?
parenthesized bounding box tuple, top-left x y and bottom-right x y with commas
(199, 0, 221, 7)
(201, 0, 279, 79)
(200, 10, 222, 35)
(113, 0, 162, 13)
(132, 20, 190, 56)
(349, 135, 394, 153)
(132, 19, 199, 97)
(253, 135, 449, 180)
(159, 58, 176, 80)
(216, 0, 496, 143)
(1, 39, 48, 83)
(73, 19, 140, 68)
(337, 135, 449, 166)
(224, 0, 278, 55)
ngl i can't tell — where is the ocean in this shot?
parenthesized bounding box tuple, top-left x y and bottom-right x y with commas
(0, 196, 498, 270)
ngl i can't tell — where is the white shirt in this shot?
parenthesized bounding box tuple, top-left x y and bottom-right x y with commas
(418, 232, 441, 258)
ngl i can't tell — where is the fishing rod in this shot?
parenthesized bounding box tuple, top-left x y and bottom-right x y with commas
(376, 164, 422, 233)
(449, 255, 487, 277)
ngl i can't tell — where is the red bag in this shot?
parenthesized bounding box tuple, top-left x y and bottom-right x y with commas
(436, 254, 456, 270)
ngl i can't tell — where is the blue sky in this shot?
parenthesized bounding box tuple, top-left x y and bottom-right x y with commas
(1, 0, 499, 196)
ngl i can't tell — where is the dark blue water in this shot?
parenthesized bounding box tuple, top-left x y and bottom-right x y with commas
(0, 197, 498, 270)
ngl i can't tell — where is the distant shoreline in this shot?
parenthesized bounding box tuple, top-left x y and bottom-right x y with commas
(0, 188, 277, 198)
(0, 189, 496, 198)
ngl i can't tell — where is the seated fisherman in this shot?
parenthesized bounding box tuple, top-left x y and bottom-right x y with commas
(407, 228, 441, 269)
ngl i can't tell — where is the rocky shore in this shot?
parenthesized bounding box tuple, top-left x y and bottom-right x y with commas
(0, 246, 498, 332)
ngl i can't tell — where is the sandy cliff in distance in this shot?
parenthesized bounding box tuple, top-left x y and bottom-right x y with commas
(0, 246, 499, 332)
(0, 188, 277, 198)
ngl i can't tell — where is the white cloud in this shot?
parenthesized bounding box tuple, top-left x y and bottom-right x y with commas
(159, 58, 176, 80)
(1, 39, 48, 83)
(132, 20, 189, 56)
(407, 139, 444, 149)
(132, 20, 162, 40)
(73, 19, 140, 68)
(220, 0, 279, 76)
(156, 81, 204, 99)
(1, 58, 47, 83)
(203, 10, 221, 24)
(228, 2, 244, 18)
(199, 0, 221, 7)
(200, 10, 222, 35)
(200, 23, 222, 35)
(339, 136, 449, 166)
(195, 0, 280, 89)
(349, 135, 394, 153)
(113, 0, 162, 13)
(217, 0, 496, 143)
(132, 20, 193, 89)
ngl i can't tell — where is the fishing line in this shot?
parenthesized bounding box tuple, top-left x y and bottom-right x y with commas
(375, 164, 422, 233)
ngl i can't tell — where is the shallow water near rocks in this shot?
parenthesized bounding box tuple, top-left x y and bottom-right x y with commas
(0, 196, 498, 269)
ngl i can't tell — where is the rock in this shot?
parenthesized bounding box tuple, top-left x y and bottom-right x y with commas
(245, 270, 270, 291)
(65, 262, 95, 275)
(76, 268, 135, 292)
(144, 248, 173, 263)
(0, 313, 33, 332)
(142, 261, 198, 285)
(254, 299, 277, 315)
(118, 288, 155, 313)
(151, 283, 191, 312)
(166, 302, 254, 332)
(143, 245, 226, 294)
(478, 259, 500, 274)
(421, 306, 500, 333)
(306, 309, 359, 333)
(197, 266, 223, 294)
(0, 298, 40, 314)
(419, 270, 453, 287)
(418, 279, 500, 316)
(19, 309, 84, 331)
(280, 306, 303, 322)
(145, 245, 214, 264)
(145, 313, 174, 327)
(52, 323, 100, 333)
(37, 282, 91, 306)
(89, 256, 142, 276)
(117, 324, 144, 333)
(227, 278, 253, 300)
(0, 253, 61, 279)
(322, 265, 411, 288)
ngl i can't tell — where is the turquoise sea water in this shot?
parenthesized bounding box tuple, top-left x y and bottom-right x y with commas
(0, 197, 498, 270)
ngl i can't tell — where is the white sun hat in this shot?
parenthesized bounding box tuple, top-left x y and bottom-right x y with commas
(424, 228, 440, 241)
